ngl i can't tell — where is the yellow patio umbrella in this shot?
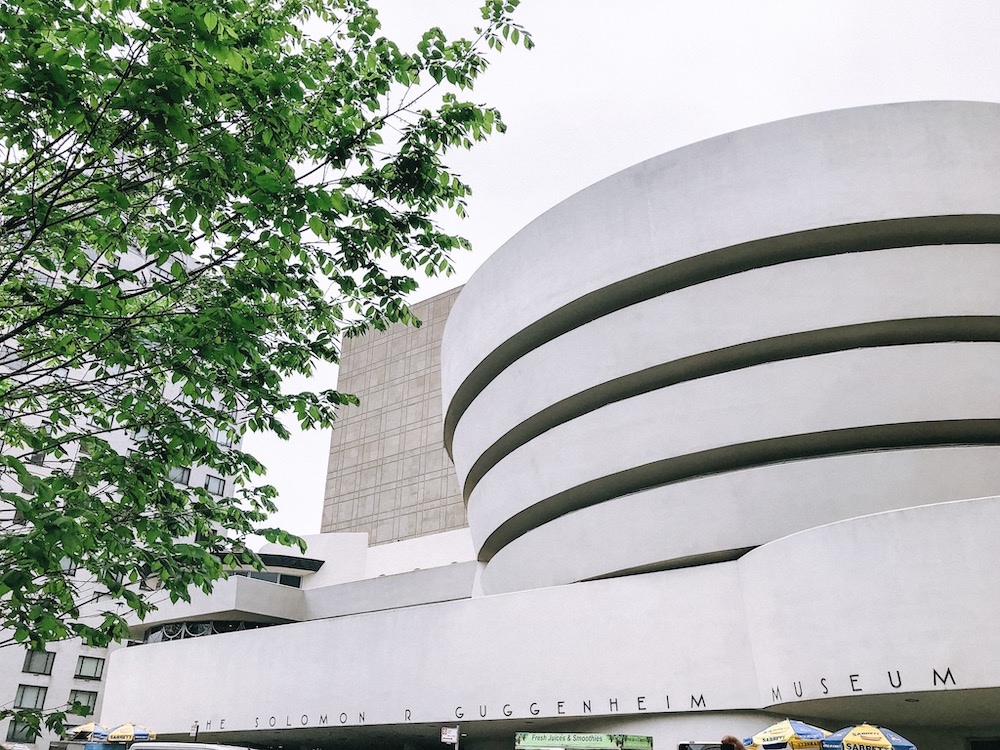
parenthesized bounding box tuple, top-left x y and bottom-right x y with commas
(101, 723, 157, 743)
(821, 724, 915, 750)
(64, 723, 109, 741)
(745, 719, 830, 749)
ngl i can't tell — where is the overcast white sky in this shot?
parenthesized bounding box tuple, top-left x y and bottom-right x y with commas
(244, 0, 1000, 539)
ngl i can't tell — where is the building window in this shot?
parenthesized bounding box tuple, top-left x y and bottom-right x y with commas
(26, 448, 45, 466)
(60, 558, 78, 576)
(232, 570, 302, 588)
(168, 466, 191, 485)
(74, 656, 105, 680)
(22, 650, 55, 675)
(214, 426, 234, 448)
(15, 684, 47, 710)
(143, 619, 275, 643)
(68, 689, 98, 717)
(6, 719, 37, 743)
(203, 474, 224, 495)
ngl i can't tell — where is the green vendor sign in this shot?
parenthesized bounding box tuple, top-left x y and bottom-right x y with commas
(514, 734, 653, 750)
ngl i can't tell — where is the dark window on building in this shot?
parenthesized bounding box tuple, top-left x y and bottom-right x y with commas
(168, 466, 191, 485)
(214, 426, 234, 448)
(68, 689, 98, 716)
(22, 650, 55, 675)
(74, 655, 105, 680)
(203, 474, 225, 495)
(15, 684, 47, 709)
(7, 720, 37, 743)
(231, 570, 301, 588)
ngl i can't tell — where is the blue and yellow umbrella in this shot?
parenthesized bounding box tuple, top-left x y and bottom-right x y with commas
(820, 724, 915, 750)
(65, 722, 108, 740)
(745, 719, 830, 749)
(95, 723, 157, 743)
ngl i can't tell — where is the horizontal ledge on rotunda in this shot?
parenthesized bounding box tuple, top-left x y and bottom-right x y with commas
(460, 317, 1000, 499)
(443, 214, 1000, 457)
(475, 419, 1000, 561)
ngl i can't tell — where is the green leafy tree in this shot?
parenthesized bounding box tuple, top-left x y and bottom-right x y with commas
(0, 0, 530, 734)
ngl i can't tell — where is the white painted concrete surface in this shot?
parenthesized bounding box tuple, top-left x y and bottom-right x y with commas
(101, 103, 1000, 750)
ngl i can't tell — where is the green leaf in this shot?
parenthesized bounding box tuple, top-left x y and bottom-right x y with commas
(329, 191, 348, 214)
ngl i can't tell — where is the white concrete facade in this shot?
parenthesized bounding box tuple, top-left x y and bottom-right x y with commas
(103, 101, 1000, 750)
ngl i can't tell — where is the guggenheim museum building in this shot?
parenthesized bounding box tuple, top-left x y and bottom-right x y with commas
(101, 101, 1000, 750)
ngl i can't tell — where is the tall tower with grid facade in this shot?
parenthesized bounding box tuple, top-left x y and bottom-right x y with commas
(321, 288, 466, 544)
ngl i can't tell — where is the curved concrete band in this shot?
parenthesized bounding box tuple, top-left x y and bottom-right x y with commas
(740, 495, 1000, 709)
(468, 343, 1000, 557)
(441, 101, 1000, 589)
(442, 101, 1000, 438)
(451, 244, 1000, 494)
(478, 446, 1000, 594)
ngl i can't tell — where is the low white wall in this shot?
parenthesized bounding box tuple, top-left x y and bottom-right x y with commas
(126, 576, 306, 637)
(739, 494, 1000, 703)
(101, 497, 1000, 749)
(273, 533, 368, 588)
(365, 527, 476, 577)
(103, 562, 758, 748)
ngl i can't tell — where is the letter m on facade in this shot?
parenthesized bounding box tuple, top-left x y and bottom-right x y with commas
(933, 668, 956, 686)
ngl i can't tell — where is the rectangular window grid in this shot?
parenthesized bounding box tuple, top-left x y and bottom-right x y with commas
(75, 655, 105, 680)
(22, 650, 54, 675)
(15, 684, 47, 710)
(214, 426, 234, 448)
(7, 719, 37, 743)
(232, 570, 302, 588)
(168, 466, 191, 485)
(204, 474, 225, 495)
(68, 689, 98, 716)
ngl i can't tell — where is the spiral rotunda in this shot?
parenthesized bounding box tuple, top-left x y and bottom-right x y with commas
(442, 100, 1000, 595)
